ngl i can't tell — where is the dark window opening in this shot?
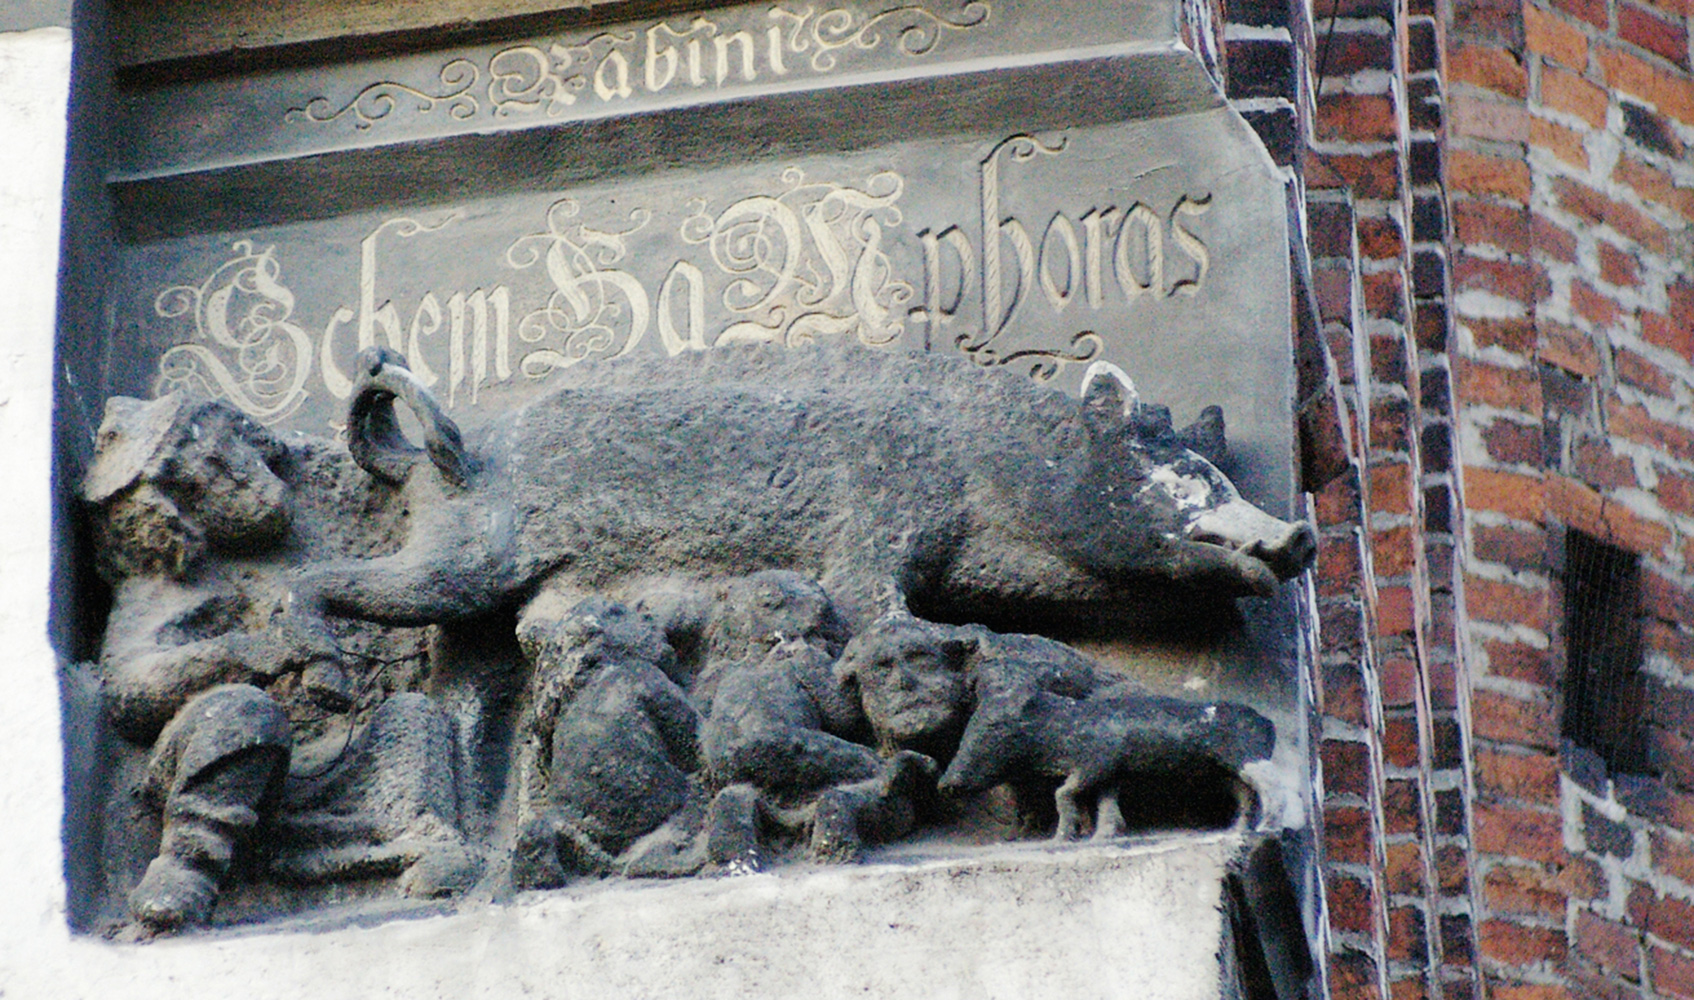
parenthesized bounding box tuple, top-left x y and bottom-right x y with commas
(1562, 530, 1650, 775)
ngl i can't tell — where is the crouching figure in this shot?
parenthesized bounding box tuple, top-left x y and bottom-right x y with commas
(511, 596, 703, 887)
(695, 572, 937, 867)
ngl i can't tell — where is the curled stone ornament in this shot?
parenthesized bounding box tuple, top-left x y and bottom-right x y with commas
(284, 59, 481, 129)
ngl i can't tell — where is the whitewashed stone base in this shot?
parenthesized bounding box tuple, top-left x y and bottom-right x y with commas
(12, 836, 1247, 999)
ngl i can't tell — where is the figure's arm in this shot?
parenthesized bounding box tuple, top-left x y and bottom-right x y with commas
(102, 632, 255, 744)
(100, 582, 335, 743)
(792, 643, 869, 738)
(284, 346, 512, 630)
(637, 668, 703, 770)
(702, 668, 882, 791)
(286, 527, 520, 629)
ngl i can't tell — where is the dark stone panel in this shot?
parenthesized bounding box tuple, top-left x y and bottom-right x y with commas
(1407, 75, 1443, 132)
(1407, 20, 1437, 74)
(1423, 478, 1452, 529)
(1226, 0, 1292, 28)
(1562, 739, 1610, 797)
(118, 0, 1174, 179)
(1413, 195, 1445, 243)
(60, 0, 1314, 945)
(116, 50, 1220, 239)
(1581, 801, 1634, 857)
(1421, 412, 1453, 468)
(1623, 101, 1681, 158)
(1413, 248, 1447, 298)
(1409, 139, 1441, 187)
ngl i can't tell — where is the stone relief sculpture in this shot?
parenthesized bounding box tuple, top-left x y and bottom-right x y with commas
(290, 343, 1312, 631)
(82, 342, 1314, 936)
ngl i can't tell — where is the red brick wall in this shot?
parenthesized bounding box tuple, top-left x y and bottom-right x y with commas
(1276, 0, 1694, 991)
(1450, 0, 1694, 992)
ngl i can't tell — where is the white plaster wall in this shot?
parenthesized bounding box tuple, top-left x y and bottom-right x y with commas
(0, 21, 75, 977)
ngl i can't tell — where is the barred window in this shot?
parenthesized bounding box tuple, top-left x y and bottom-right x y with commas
(1561, 530, 1650, 775)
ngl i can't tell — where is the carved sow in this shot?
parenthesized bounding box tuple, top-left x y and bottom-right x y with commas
(289, 343, 1315, 637)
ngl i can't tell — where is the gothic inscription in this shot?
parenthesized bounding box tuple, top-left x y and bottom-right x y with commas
(114, 0, 1183, 180)
(285, 1, 991, 130)
(151, 132, 1216, 424)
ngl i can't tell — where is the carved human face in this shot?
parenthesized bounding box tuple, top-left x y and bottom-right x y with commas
(710, 570, 842, 661)
(852, 637, 968, 754)
(161, 421, 290, 551)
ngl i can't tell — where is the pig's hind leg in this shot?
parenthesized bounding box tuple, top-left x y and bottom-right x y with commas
(1092, 784, 1128, 840)
(1053, 772, 1089, 840)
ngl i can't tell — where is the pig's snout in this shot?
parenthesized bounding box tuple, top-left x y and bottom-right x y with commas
(1189, 501, 1318, 581)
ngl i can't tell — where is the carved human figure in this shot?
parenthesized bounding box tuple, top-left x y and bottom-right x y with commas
(834, 614, 982, 765)
(512, 573, 935, 873)
(84, 393, 479, 933)
(686, 572, 935, 865)
(510, 595, 702, 887)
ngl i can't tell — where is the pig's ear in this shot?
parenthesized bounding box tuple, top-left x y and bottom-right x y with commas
(940, 633, 979, 669)
(1131, 403, 1174, 441)
(1177, 405, 1230, 467)
(1080, 361, 1135, 433)
(833, 644, 865, 689)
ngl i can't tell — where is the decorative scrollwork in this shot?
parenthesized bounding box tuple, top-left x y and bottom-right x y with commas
(286, 1, 987, 129)
(488, 43, 591, 117)
(955, 330, 1104, 382)
(285, 59, 480, 129)
(153, 241, 314, 423)
(770, 0, 990, 72)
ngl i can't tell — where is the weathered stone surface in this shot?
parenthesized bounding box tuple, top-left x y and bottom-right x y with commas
(81, 391, 488, 934)
(44, 0, 1315, 968)
(302, 343, 1312, 632)
(119, 0, 1186, 177)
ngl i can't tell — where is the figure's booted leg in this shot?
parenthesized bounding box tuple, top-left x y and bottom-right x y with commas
(511, 815, 570, 890)
(367, 695, 484, 897)
(620, 786, 709, 879)
(510, 808, 620, 889)
(808, 788, 864, 863)
(131, 686, 290, 932)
